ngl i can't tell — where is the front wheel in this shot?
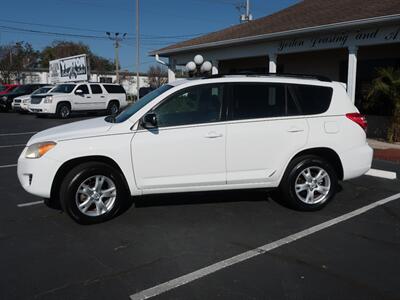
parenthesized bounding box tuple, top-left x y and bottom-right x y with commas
(60, 162, 130, 224)
(279, 155, 338, 211)
(56, 103, 71, 119)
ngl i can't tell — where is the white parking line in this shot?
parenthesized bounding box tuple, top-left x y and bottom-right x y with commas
(129, 192, 400, 300)
(0, 164, 17, 169)
(17, 200, 44, 207)
(0, 144, 25, 149)
(366, 168, 397, 180)
(0, 131, 37, 137)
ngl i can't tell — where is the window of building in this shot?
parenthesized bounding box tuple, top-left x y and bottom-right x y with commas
(99, 77, 112, 83)
(154, 84, 223, 127)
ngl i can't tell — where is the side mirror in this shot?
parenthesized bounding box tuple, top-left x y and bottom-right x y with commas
(75, 89, 84, 96)
(142, 112, 158, 129)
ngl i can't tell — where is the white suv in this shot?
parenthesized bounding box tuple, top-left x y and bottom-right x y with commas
(28, 82, 127, 118)
(18, 75, 373, 224)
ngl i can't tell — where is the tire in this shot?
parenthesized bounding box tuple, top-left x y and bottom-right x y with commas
(278, 155, 338, 211)
(59, 162, 130, 224)
(56, 102, 71, 119)
(107, 101, 119, 115)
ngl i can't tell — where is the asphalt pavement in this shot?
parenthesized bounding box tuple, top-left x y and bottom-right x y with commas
(1, 112, 400, 300)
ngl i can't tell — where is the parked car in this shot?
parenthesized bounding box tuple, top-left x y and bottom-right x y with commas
(28, 82, 127, 118)
(12, 85, 54, 113)
(139, 86, 155, 98)
(0, 84, 46, 112)
(0, 84, 19, 95)
(18, 74, 373, 224)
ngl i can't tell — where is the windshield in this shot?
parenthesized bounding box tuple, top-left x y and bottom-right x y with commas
(114, 84, 173, 123)
(32, 87, 52, 95)
(52, 84, 76, 93)
(11, 85, 33, 94)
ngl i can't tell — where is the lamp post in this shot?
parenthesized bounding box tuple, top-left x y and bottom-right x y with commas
(136, 0, 140, 99)
(106, 32, 127, 83)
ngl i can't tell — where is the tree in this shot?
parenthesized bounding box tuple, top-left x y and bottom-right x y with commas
(367, 67, 400, 142)
(39, 41, 114, 73)
(147, 65, 167, 88)
(0, 42, 39, 83)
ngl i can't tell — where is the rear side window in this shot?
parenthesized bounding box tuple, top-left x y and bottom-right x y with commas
(229, 83, 299, 120)
(103, 84, 125, 94)
(90, 84, 103, 94)
(289, 84, 333, 115)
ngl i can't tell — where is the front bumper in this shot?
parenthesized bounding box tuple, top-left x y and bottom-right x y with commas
(17, 148, 61, 198)
(29, 103, 55, 114)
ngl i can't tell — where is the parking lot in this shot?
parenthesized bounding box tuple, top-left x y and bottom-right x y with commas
(1, 112, 400, 300)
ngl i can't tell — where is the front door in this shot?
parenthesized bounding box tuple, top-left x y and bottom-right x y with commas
(73, 84, 91, 110)
(131, 83, 227, 190)
(89, 84, 107, 110)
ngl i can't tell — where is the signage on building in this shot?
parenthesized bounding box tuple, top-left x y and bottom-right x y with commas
(49, 54, 90, 83)
(276, 25, 400, 54)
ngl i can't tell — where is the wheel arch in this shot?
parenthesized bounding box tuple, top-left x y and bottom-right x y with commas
(50, 155, 130, 207)
(286, 147, 344, 181)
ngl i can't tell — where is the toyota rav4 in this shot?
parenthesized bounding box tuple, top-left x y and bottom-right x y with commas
(18, 75, 373, 224)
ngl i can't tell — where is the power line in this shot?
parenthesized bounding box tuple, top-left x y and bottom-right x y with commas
(0, 19, 205, 40)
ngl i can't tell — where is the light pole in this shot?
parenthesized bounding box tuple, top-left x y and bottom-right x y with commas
(106, 32, 127, 84)
(136, 0, 140, 99)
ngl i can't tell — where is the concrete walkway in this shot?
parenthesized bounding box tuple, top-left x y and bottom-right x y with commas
(368, 139, 400, 162)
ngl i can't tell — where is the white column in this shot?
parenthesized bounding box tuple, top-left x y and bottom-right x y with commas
(168, 58, 176, 82)
(212, 60, 219, 75)
(347, 46, 358, 103)
(269, 53, 277, 73)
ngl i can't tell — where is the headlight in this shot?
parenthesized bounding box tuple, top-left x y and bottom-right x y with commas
(44, 95, 53, 103)
(23, 99, 29, 103)
(25, 142, 56, 159)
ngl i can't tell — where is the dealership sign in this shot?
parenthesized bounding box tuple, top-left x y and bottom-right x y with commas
(276, 25, 400, 54)
(49, 54, 90, 83)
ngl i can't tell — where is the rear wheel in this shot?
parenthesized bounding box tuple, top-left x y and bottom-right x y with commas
(278, 155, 338, 211)
(60, 162, 130, 224)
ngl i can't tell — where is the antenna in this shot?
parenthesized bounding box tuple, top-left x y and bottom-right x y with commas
(236, 0, 253, 23)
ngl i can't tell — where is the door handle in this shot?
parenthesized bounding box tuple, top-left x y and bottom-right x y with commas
(100, 96, 105, 98)
(287, 127, 304, 133)
(86, 96, 91, 98)
(205, 132, 223, 138)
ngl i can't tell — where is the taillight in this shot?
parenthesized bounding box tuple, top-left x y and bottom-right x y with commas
(346, 113, 367, 131)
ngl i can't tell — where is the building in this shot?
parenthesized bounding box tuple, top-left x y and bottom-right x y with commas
(152, 0, 400, 138)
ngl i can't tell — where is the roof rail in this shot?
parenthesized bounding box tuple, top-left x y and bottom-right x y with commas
(204, 72, 332, 82)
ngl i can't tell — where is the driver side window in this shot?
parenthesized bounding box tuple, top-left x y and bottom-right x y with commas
(76, 84, 89, 95)
(154, 84, 223, 128)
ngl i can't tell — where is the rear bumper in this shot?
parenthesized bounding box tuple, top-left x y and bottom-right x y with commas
(341, 144, 373, 180)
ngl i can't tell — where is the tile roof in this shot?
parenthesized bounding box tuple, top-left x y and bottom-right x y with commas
(154, 0, 400, 55)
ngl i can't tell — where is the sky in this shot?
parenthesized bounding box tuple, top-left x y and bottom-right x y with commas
(0, 0, 300, 72)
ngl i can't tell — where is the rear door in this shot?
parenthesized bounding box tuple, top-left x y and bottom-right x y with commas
(225, 82, 309, 185)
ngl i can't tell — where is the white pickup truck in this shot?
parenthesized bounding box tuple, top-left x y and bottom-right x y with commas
(29, 82, 127, 118)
